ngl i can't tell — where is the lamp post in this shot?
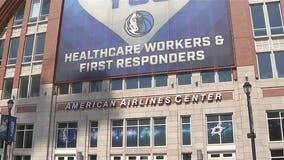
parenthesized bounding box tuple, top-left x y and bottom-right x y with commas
(3, 99, 14, 160)
(243, 81, 256, 160)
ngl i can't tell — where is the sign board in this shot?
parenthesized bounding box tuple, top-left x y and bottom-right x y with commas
(56, 0, 234, 82)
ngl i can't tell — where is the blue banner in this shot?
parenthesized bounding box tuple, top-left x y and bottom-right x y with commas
(56, 0, 234, 82)
(0, 115, 17, 142)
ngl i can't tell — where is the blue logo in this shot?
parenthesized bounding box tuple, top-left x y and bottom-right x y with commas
(124, 11, 154, 37)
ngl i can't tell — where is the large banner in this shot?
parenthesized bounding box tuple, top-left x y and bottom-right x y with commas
(56, 0, 234, 82)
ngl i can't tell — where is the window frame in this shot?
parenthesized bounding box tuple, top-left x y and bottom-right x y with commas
(15, 124, 34, 148)
(89, 121, 98, 148)
(250, 2, 284, 37)
(56, 122, 78, 148)
(206, 114, 234, 144)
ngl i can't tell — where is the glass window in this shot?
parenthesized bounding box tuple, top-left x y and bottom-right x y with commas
(112, 120, 123, 147)
(0, 40, 4, 65)
(139, 76, 151, 88)
(3, 78, 13, 99)
(257, 53, 273, 79)
(250, 4, 267, 36)
(29, 0, 40, 22)
(57, 122, 77, 148)
(155, 75, 167, 87)
(274, 52, 284, 78)
(15, 124, 33, 148)
(19, 76, 29, 98)
(218, 70, 232, 82)
(207, 114, 234, 144)
(34, 33, 46, 61)
(202, 71, 215, 83)
(154, 118, 166, 146)
(30, 75, 40, 97)
(111, 79, 123, 90)
(177, 73, 191, 85)
(267, 111, 284, 141)
(126, 78, 138, 89)
(182, 116, 191, 145)
(14, 155, 31, 160)
(271, 149, 284, 160)
(90, 121, 98, 147)
(89, 155, 97, 160)
(127, 119, 150, 147)
(182, 153, 191, 160)
(71, 82, 82, 94)
(90, 80, 103, 92)
(58, 84, 69, 95)
(39, 0, 50, 20)
(14, 3, 26, 25)
(267, 2, 284, 35)
(8, 37, 20, 65)
(23, 35, 35, 62)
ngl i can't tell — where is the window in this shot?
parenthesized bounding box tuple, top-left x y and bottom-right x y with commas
(155, 75, 167, 87)
(34, 33, 46, 61)
(19, 75, 41, 98)
(267, 2, 283, 35)
(182, 153, 191, 160)
(126, 155, 149, 160)
(154, 118, 166, 146)
(257, 53, 273, 79)
(71, 82, 82, 94)
(126, 78, 138, 89)
(271, 149, 284, 160)
(218, 70, 232, 82)
(58, 83, 69, 95)
(267, 111, 284, 141)
(19, 76, 29, 98)
(8, 37, 20, 65)
(154, 155, 166, 160)
(23, 35, 35, 62)
(126, 77, 152, 89)
(90, 80, 102, 92)
(182, 116, 191, 145)
(3, 78, 13, 99)
(274, 51, 284, 78)
(14, 155, 31, 160)
(89, 155, 97, 160)
(39, 0, 51, 20)
(139, 76, 151, 88)
(250, 2, 283, 36)
(29, 0, 50, 22)
(14, 3, 26, 25)
(90, 121, 98, 147)
(127, 119, 150, 147)
(29, 0, 40, 22)
(202, 71, 215, 83)
(207, 114, 234, 144)
(250, 4, 267, 36)
(15, 124, 33, 148)
(111, 79, 123, 90)
(177, 73, 191, 85)
(112, 120, 123, 147)
(57, 122, 77, 148)
(0, 39, 4, 65)
(23, 33, 46, 62)
(250, 2, 284, 36)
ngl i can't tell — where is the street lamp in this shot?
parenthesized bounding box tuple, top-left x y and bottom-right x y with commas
(243, 81, 256, 160)
(3, 99, 14, 160)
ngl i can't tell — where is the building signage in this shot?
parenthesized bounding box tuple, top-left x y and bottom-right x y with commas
(56, 0, 234, 82)
(64, 93, 222, 111)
